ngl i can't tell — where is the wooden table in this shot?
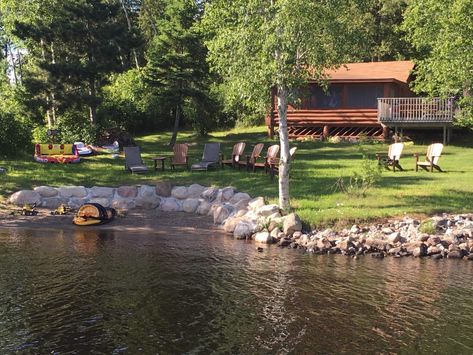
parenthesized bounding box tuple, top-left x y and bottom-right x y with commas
(152, 156, 167, 171)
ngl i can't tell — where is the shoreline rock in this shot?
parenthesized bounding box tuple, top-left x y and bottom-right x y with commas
(6, 185, 473, 261)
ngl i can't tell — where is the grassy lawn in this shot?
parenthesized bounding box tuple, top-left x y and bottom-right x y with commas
(1, 126, 473, 227)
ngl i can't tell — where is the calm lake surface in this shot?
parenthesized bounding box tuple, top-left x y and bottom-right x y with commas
(1, 228, 473, 354)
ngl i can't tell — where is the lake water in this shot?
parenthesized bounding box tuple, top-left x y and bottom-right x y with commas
(1, 228, 473, 354)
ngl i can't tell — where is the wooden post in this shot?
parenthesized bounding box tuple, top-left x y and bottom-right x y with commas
(382, 126, 389, 141)
(443, 125, 447, 145)
(323, 125, 329, 140)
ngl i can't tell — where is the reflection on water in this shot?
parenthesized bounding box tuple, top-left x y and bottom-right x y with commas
(1, 228, 473, 354)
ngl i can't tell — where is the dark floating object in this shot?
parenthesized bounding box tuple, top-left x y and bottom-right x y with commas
(257, 247, 264, 252)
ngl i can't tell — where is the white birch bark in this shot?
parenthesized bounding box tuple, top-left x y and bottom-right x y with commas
(277, 85, 291, 211)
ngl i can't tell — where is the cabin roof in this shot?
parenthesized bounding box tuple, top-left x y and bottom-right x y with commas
(323, 60, 415, 84)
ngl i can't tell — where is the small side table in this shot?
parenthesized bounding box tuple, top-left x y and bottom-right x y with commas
(152, 156, 167, 171)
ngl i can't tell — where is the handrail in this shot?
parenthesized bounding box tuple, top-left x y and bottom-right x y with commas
(377, 97, 455, 123)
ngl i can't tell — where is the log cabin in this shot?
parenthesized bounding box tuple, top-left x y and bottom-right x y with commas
(266, 60, 455, 141)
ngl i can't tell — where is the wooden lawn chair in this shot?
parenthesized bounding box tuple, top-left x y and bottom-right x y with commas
(253, 144, 279, 173)
(376, 142, 404, 172)
(414, 143, 444, 172)
(171, 143, 189, 170)
(270, 147, 297, 181)
(221, 142, 246, 168)
(123, 146, 148, 173)
(238, 143, 264, 172)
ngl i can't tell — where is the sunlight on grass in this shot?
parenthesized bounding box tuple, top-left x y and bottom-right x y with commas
(1, 126, 473, 227)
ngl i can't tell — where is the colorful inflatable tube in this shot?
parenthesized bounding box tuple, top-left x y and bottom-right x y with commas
(34, 143, 81, 164)
(74, 142, 94, 156)
(73, 203, 116, 226)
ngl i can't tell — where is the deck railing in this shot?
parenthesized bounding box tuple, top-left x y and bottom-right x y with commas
(377, 97, 455, 124)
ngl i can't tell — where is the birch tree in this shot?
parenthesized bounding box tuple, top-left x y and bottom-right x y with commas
(201, 0, 368, 211)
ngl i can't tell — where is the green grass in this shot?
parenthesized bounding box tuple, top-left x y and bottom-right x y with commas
(1, 126, 473, 228)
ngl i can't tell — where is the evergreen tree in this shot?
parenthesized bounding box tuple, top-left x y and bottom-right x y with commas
(144, 0, 210, 146)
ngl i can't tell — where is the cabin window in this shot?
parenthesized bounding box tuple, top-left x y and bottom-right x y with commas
(346, 84, 384, 108)
(300, 85, 342, 109)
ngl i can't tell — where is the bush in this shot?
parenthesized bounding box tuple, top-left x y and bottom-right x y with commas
(0, 111, 32, 157)
(419, 220, 436, 234)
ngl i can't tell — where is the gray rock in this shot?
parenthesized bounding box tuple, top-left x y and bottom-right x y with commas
(234, 221, 255, 239)
(292, 231, 302, 239)
(208, 203, 222, 217)
(412, 243, 428, 257)
(117, 185, 138, 198)
(90, 186, 114, 198)
(89, 198, 111, 208)
(254, 231, 272, 243)
(257, 204, 279, 217)
(278, 238, 292, 247)
(159, 197, 182, 212)
(283, 213, 302, 236)
(316, 238, 333, 251)
(427, 245, 441, 255)
(221, 186, 235, 201)
(233, 198, 251, 210)
(270, 227, 281, 240)
(229, 192, 251, 204)
(388, 232, 401, 244)
(155, 181, 173, 197)
(338, 239, 354, 251)
(188, 184, 205, 198)
(234, 209, 247, 218)
(248, 197, 265, 211)
(58, 186, 87, 198)
(34, 186, 58, 198)
(298, 234, 310, 246)
(224, 216, 244, 233)
(201, 187, 219, 201)
(365, 237, 390, 251)
(135, 195, 161, 209)
(41, 197, 67, 209)
(213, 204, 235, 224)
(447, 250, 463, 259)
(111, 198, 136, 210)
(182, 198, 200, 213)
(9, 190, 41, 206)
(171, 186, 188, 199)
(67, 198, 88, 209)
(382, 227, 394, 234)
(196, 200, 211, 215)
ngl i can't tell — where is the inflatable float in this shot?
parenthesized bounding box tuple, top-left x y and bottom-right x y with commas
(73, 203, 116, 226)
(34, 144, 80, 164)
(74, 142, 94, 156)
(90, 141, 119, 154)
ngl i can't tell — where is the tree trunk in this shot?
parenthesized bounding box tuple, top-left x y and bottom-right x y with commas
(169, 105, 180, 147)
(119, 0, 140, 69)
(277, 85, 291, 212)
(88, 79, 97, 125)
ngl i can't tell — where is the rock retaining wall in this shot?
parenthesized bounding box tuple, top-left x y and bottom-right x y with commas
(8, 183, 302, 241)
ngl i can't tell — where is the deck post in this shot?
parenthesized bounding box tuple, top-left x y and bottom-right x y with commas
(443, 125, 447, 145)
(382, 126, 389, 141)
(323, 125, 329, 140)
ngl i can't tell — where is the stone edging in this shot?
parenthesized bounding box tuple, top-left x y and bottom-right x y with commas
(7, 183, 302, 242)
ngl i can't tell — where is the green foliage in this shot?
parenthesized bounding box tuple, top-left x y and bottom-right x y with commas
(0, 111, 31, 157)
(419, 220, 436, 234)
(335, 149, 383, 197)
(403, 0, 473, 127)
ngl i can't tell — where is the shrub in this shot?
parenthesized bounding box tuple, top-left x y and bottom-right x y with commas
(0, 111, 32, 157)
(419, 220, 436, 234)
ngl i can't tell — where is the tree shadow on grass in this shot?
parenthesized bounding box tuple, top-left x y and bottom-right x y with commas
(403, 189, 473, 214)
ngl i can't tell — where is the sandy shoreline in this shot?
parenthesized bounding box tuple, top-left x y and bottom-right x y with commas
(0, 207, 220, 236)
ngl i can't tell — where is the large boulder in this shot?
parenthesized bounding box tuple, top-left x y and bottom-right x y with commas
(213, 204, 235, 224)
(171, 186, 188, 200)
(283, 213, 302, 236)
(159, 197, 182, 212)
(58, 186, 87, 198)
(196, 200, 211, 215)
(201, 187, 219, 201)
(155, 181, 173, 197)
(111, 198, 136, 210)
(248, 197, 265, 211)
(40, 197, 67, 209)
(254, 231, 272, 243)
(89, 198, 111, 208)
(257, 204, 280, 217)
(223, 216, 244, 233)
(233, 198, 251, 211)
(9, 190, 41, 206)
(135, 185, 160, 209)
(117, 185, 137, 198)
(67, 198, 88, 209)
(221, 186, 235, 201)
(90, 186, 114, 198)
(34, 186, 58, 198)
(233, 221, 256, 240)
(187, 184, 205, 198)
(182, 198, 200, 213)
(229, 192, 251, 205)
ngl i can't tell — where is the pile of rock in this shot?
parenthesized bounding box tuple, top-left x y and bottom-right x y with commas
(7, 183, 302, 241)
(281, 215, 473, 260)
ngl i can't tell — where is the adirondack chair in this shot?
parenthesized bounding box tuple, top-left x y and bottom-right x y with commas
(170, 143, 189, 170)
(221, 142, 246, 168)
(124, 146, 148, 173)
(238, 143, 264, 172)
(414, 143, 444, 172)
(191, 143, 221, 171)
(269, 147, 297, 181)
(253, 144, 280, 173)
(376, 143, 404, 172)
